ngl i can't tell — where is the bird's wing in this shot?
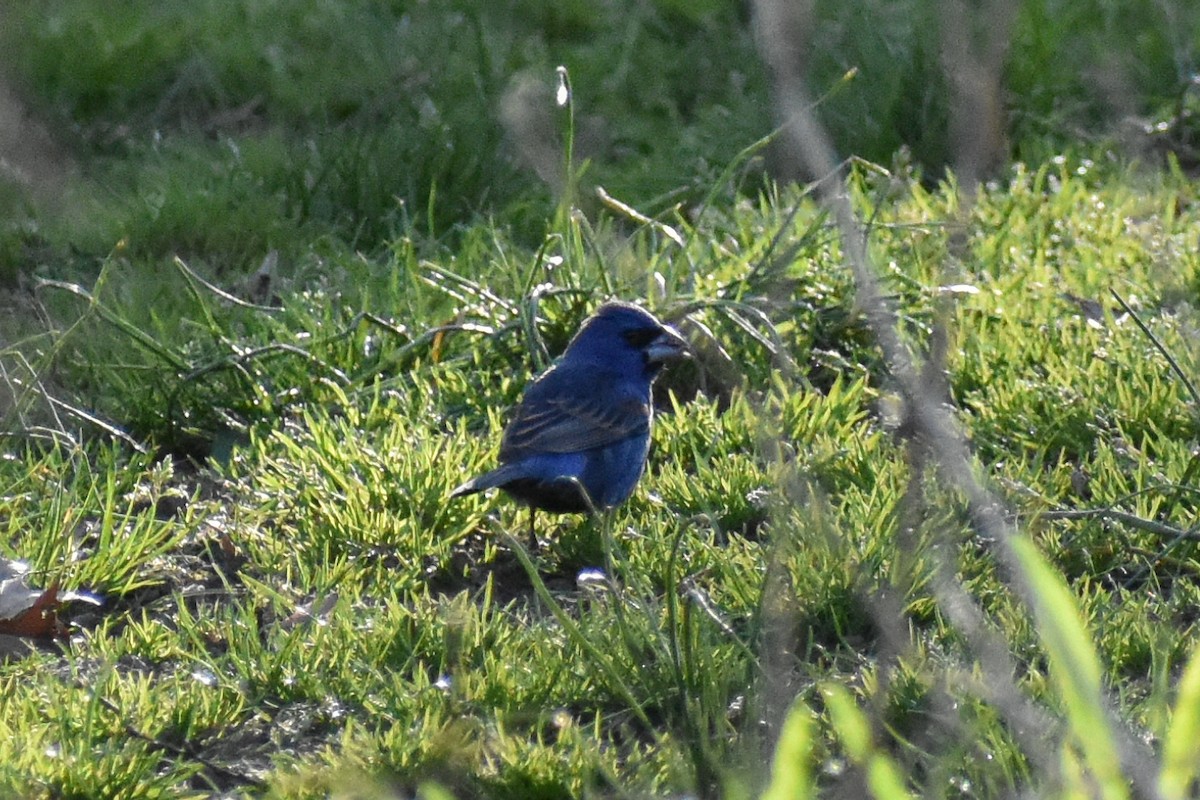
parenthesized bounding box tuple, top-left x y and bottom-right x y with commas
(499, 364, 651, 459)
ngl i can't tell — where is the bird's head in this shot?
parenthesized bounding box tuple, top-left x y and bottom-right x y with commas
(563, 301, 688, 376)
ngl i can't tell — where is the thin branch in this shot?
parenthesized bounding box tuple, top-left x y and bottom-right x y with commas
(1039, 507, 1200, 541)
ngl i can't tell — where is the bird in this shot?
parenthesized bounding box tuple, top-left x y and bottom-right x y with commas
(451, 300, 688, 543)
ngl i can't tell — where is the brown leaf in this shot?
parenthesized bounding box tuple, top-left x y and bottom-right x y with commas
(0, 558, 100, 639)
(0, 582, 65, 638)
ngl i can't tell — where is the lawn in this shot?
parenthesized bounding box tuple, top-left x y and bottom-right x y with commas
(2, 1, 1200, 798)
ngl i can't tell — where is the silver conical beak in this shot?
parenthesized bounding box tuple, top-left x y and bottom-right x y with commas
(645, 326, 689, 365)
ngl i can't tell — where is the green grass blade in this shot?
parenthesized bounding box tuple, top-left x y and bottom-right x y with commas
(1159, 639, 1200, 800)
(822, 684, 916, 800)
(760, 698, 815, 800)
(1008, 535, 1127, 799)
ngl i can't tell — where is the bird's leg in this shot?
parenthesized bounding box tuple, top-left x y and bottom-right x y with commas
(527, 507, 538, 551)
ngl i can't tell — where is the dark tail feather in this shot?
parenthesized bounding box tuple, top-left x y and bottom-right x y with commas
(449, 477, 484, 498)
(449, 465, 519, 498)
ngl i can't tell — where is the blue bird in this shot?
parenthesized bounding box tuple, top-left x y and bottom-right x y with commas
(451, 301, 687, 539)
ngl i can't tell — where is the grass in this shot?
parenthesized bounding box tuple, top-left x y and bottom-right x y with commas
(2, 0, 1200, 797)
(3, 156, 1200, 797)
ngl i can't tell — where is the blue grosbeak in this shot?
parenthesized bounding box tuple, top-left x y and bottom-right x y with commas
(451, 301, 687, 531)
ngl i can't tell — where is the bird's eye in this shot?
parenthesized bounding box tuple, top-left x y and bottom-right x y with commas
(622, 327, 660, 348)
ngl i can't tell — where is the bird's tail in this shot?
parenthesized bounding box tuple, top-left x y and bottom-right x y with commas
(449, 465, 519, 498)
(449, 478, 483, 498)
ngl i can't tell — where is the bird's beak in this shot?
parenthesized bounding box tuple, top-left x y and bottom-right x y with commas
(645, 326, 689, 365)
